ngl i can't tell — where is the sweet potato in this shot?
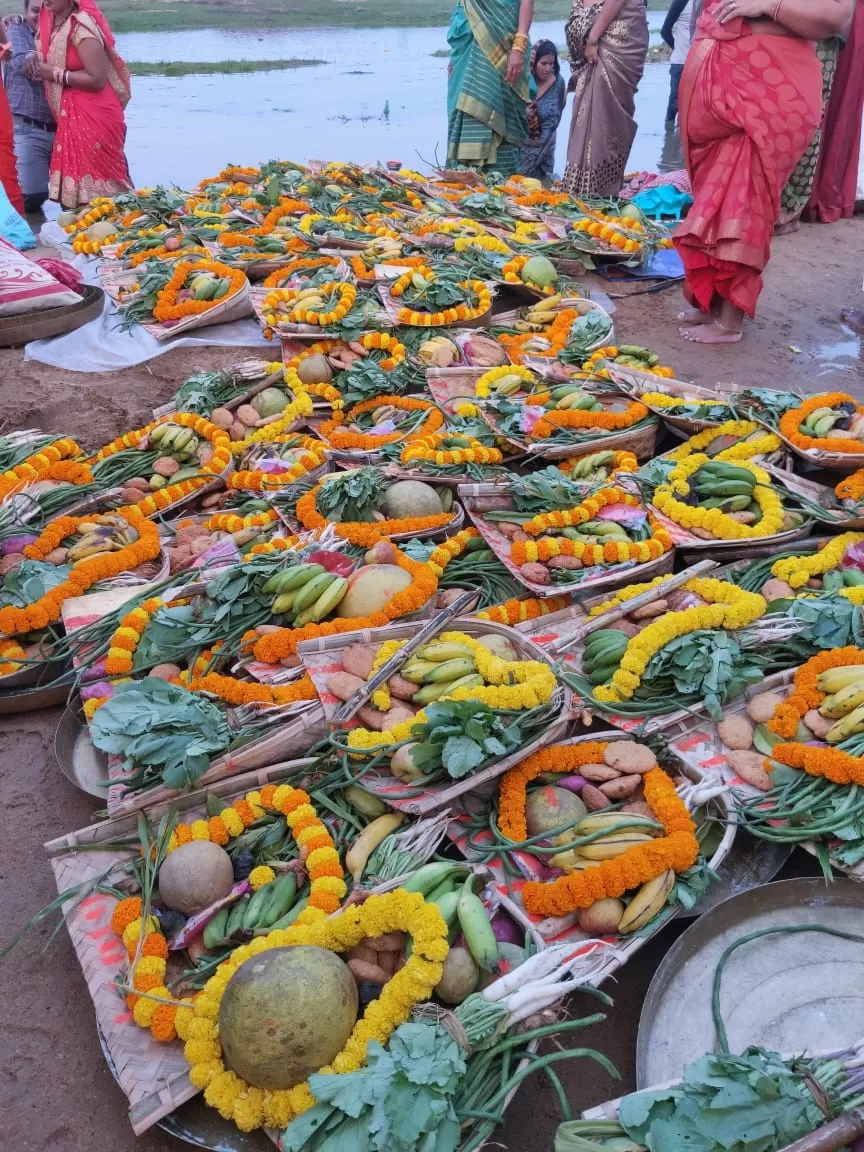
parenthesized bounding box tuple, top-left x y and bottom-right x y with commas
(366, 931, 405, 952)
(210, 407, 234, 430)
(148, 663, 182, 681)
(45, 547, 68, 565)
(153, 456, 180, 478)
(621, 800, 653, 818)
(229, 420, 248, 442)
(520, 562, 550, 585)
(387, 673, 417, 701)
(347, 958, 390, 984)
(717, 715, 754, 751)
(496, 521, 524, 538)
(121, 485, 146, 505)
(189, 537, 214, 557)
(236, 404, 260, 427)
(599, 774, 642, 800)
(280, 656, 302, 668)
(547, 556, 584, 570)
(580, 762, 621, 783)
(347, 941, 378, 965)
(357, 706, 386, 731)
(380, 705, 417, 731)
(630, 598, 668, 620)
(746, 691, 784, 724)
(377, 949, 399, 977)
(327, 671, 366, 702)
(729, 511, 757, 524)
(511, 530, 531, 543)
(761, 577, 795, 601)
(0, 553, 25, 575)
(124, 476, 151, 492)
(341, 644, 377, 680)
(727, 750, 772, 791)
(581, 783, 612, 811)
(603, 741, 657, 775)
(803, 709, 833, 739)
(201, 492, 225, 509)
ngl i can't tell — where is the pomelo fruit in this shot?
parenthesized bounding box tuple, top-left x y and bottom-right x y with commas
(218, 946, 359, 1089)
(157, 841, 234, 914)
(525, 786, 587, 838)
(380, 479, 443, 519)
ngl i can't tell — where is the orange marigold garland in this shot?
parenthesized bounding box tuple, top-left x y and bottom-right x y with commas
(0, 438, 86, 501)
(779, 393, 864, 455)
(501, 748, 698, 916)
(1, 507, 161, 637)
(262, 255, 339, 288)
(295, 483, 452, 545)
(766, 647, 864, 739)
(477, 595, 571, 625)
(319, 396, 444, 451)
(110, 782, 343, 1042)
(836, 471, 864, 505)
(529, 398, 649, 442)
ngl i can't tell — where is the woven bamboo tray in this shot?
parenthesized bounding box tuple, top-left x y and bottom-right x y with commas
(297, 617, 571, 816)
(459, 480, 676, 599)
(668, 670, 864, 886)
(448, 731, 735, 956)
(426, 366, 489, 414)
(102, 269, 253, 341)
(606, 363, 732, 435)
(763, 460, 864, 530)
(103, 702, 328, 817)
(646, 502, 813, 562)
(764, 417, 864, 474)
(479, 400, 659, 461)
(494, 296, 614, 355)
(45, 758, 322, 1136)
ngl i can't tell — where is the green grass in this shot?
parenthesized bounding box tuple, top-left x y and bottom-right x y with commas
(127, 58, 324, 76)
(100, 0, 579, 33)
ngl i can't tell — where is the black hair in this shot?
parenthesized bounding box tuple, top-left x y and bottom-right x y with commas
(533, 39, 561, 80)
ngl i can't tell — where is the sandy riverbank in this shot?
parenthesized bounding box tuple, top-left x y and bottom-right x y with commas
(0, 214, 860, 1152)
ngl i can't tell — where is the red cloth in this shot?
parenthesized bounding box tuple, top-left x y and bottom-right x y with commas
(674, 7, 822, 318)
(0, 83, 25, 216)
(39, 0, 132, 208)
(805, 1, 864, 223)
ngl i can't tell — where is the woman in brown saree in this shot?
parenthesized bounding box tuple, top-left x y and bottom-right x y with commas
(563, 0, 648, 197)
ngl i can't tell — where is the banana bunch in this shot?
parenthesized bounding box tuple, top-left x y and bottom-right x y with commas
(288, 284, 331, 314)
(612, 344, 660, 369)
(262, 563, 349, 628)
(817, 664, 864, 742)
(616, 869, 675, 934)
(66, 511, 140, 563)
(187, 272, 233, 302)
(566, 450, 616, 481)
(582, 628, 630, 686)
(798, 403, 859, 439)
(203, 871, 304, 949)
(363, 237, 402, 262)
(399, 640, 485, 705)
(418, 335, 460, 367)
(405, 863, 499, 970)
(548, 384, 605, 413)
(513, 295, 563, 332)
(149, 422, 200, 463)
(486, 371, 530, 397)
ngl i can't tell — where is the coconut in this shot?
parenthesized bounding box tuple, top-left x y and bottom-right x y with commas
(219, 946, 358, 1089)
(157, 841, 234, 914)
(296, 354, 334, 385)
(250, 387, 290, 419)
(334, 564, 412, 618)
(380, 479, 443, 519)
(521, 255, 557, 289)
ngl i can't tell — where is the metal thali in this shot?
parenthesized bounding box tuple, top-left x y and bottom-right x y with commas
(636, 877, 864, 1089)
(55, 703, 109, 797)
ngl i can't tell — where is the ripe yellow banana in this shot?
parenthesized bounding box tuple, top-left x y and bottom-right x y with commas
(548, 850, 591, 872)
(617, 870, 675, 934)
(526, 309, 557, 324)
(416, 642, 476, 662)
(579, 832, 655, 860)
(820, 683, 864, 719)
(345, 812, 404, 884)
(816, 666, 864, 694)
(826, 702, 864, 743)
(574, 813, 661, 837)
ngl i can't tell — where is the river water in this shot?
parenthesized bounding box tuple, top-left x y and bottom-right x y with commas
(114, 16, 681, 189)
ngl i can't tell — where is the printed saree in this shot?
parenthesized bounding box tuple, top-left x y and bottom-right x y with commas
(39, 0, 132, 208)
(447, 0, 530, 176)
(674, 5, 822, 318)
(521, 74, 565, 181)
(778, 37, 841, 223)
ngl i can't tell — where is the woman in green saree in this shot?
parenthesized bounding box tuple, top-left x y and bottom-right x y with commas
(447, 0, 535, 176)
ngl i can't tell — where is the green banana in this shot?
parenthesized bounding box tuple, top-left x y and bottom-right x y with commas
(291, 570, 335, 613)
(261, 895, 309, 933)
(752, 723, 781, 756)
(456, 878, 499, 971)
(400, 659, 440, 684)
(242, 882, 274, 931)
(262, 564, 324, 595)
(225, 895, 250, 938)
(416, 641, 475, 662)
(271, 590, 298, 615)
(260, 872, 298, 928)
(402, 862, 468, 897)
(202, 906, 230, 950)
(422, 657, 476, 683)
(294, 575, 348, 626)
(412, 673, 484, 705)
(843, 570, 864, 587)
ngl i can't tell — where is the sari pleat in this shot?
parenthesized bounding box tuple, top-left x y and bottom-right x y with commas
(675, 9, 822, 318)
(447, 0, 530, 176)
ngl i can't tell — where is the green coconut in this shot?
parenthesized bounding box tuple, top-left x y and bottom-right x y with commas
(250, 387, 290, 418)
(380, 479, 443, 519)
(521, 255, 557, 289)
(219, 946, 359, 1090)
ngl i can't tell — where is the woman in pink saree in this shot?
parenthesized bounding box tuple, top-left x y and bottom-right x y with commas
(34, 0, 131, 207)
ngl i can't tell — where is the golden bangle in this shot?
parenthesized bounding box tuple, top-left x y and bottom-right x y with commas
(512, 33, 529, 52)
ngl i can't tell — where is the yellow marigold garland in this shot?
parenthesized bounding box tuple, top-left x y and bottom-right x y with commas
(227, 390, 314, 455)
(401, 434, 503, 467)
(389, 268, 492, 326)
(475, 364, 536, 398)
(477, 595, 571, 624)
(179, 890, 447, 1131)
(666, 420, 781, 462)
(592, 578, 766, 704)
(652, 455, 786, 540)
(770, 533, 864, 590)
(587, 574, 678, 618)
(0, 438, 85, 500)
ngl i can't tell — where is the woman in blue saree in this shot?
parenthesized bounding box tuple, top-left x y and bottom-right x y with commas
(447, 0, 535, 176)
(521, 39, 567, 182)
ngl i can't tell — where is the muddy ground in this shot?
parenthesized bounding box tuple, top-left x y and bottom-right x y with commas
(0, 216, 861, 1152)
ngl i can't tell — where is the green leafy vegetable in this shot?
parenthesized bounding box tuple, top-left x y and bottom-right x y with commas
(643, 631, 763, 720)
(316, 467, 382, 523)
(281, 1021, 465, 1152)
(409, 699, 523, 779)
(0, 560, 70, 610)
(90, 678, 231, 791)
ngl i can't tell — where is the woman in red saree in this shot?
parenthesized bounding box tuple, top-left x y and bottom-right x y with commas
(34, 0, 131, 208)
(674, 0, 853, 344)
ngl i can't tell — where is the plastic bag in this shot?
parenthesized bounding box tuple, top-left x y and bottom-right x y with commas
(0, 181, 34, 250)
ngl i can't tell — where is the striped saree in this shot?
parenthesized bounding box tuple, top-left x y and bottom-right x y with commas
(447, 0, 530, 175)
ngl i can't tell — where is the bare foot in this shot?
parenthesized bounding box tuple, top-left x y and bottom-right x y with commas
(676, 308, 713, 324)
(679, 321, 742, 344)
(841, 309, 864, 335)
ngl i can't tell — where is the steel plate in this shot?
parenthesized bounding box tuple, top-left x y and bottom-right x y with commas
(55, 705, 109, 797)
(679, 836, 792, 919)
(96, 1027, 270, 1152)
(636, 877, 864, 1089)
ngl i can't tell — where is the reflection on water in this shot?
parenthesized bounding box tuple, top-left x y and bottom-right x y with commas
(115, 16, 675, 189)
(813, 334, 862, 377)
(659, 123, 685, 173)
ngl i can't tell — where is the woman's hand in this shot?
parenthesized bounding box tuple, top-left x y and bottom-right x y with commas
(505, 46, 524, 84)
(715, 0, 769, 22)
(585, 39, 599, 64)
